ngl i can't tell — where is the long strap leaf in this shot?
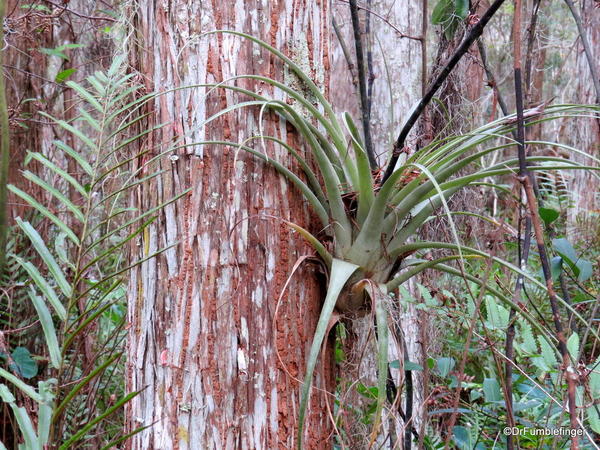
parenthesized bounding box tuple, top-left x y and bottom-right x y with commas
(297, 258, 358, 449)
(367, 282, 389, 444)
(15, 218, 72, 297)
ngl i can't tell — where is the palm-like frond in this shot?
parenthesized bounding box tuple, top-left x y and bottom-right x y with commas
(2, 55, 188, 447)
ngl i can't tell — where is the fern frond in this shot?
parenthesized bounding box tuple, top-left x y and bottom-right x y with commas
(4, 56, 187, 447)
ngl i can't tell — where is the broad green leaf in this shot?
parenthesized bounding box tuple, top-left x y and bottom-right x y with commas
(453, 426, 474, 450)
(576, 259, 593, 282)
(356, 383, 378, 399)
(588, 406, 600, 434)
(539, 207, 560, 226)
(470, 390, 482, 402)
(436, 357, 455, 378)
(55, 68, 76, 83)
(567, 332, 580, 362)
(589, 359, 600, 399)
(539, 336, 558, 370)
(553, 238, 577, 266)
(432, 0, 453, 24)
(513, 400, 540, 412)
(297, 259, 358, 449)
(9, 347, 37, 379)
(455, 0, 469, 19)
(483, 378, 501, 403)
(15, 218, 72, 298)
(550, 256, 563, 281)
(405, 361, 423, 371)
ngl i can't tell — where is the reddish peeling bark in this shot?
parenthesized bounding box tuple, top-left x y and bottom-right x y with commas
(125, 1, 335, 448)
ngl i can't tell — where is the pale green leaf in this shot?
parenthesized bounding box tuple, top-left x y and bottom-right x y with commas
(297, 259, 358, 449)
(589, 358, 600, 399)
(436, 357, 455, 378)
(12, 256, 66, 320)
(25, 151, 88, 197)
(52, 140, 94, 176)
(65, 80, 103, 112)
(483, 378, 501, 403)
(567, 332, 580, 362)
(539, 336, 558, 370)
(15, 218, 72, 298)
(587, 406, 600, 434)
(55, 68, 76, 83)
(22, 170, 84, 221)
(29, 292, 62, 369)
(8, 186, 80, 244)
(0, 369, 42, 403)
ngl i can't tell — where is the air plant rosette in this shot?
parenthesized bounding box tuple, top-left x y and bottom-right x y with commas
(195, 31, 600, 447)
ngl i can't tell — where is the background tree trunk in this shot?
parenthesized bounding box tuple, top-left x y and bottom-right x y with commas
(125, 1, 335, 448)
(567, 0, 599, 223)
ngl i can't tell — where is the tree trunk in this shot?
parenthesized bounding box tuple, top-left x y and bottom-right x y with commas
(126, 1, 335, 448)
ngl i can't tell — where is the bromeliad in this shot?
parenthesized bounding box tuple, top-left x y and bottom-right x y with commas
(194, 31, 599, 448)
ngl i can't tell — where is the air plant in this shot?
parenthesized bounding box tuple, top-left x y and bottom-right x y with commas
(195, 32, 599, 447)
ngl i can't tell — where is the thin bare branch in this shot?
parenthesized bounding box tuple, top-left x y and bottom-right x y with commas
(381, 0, 508, 184)
(349, 0, 377, 168)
